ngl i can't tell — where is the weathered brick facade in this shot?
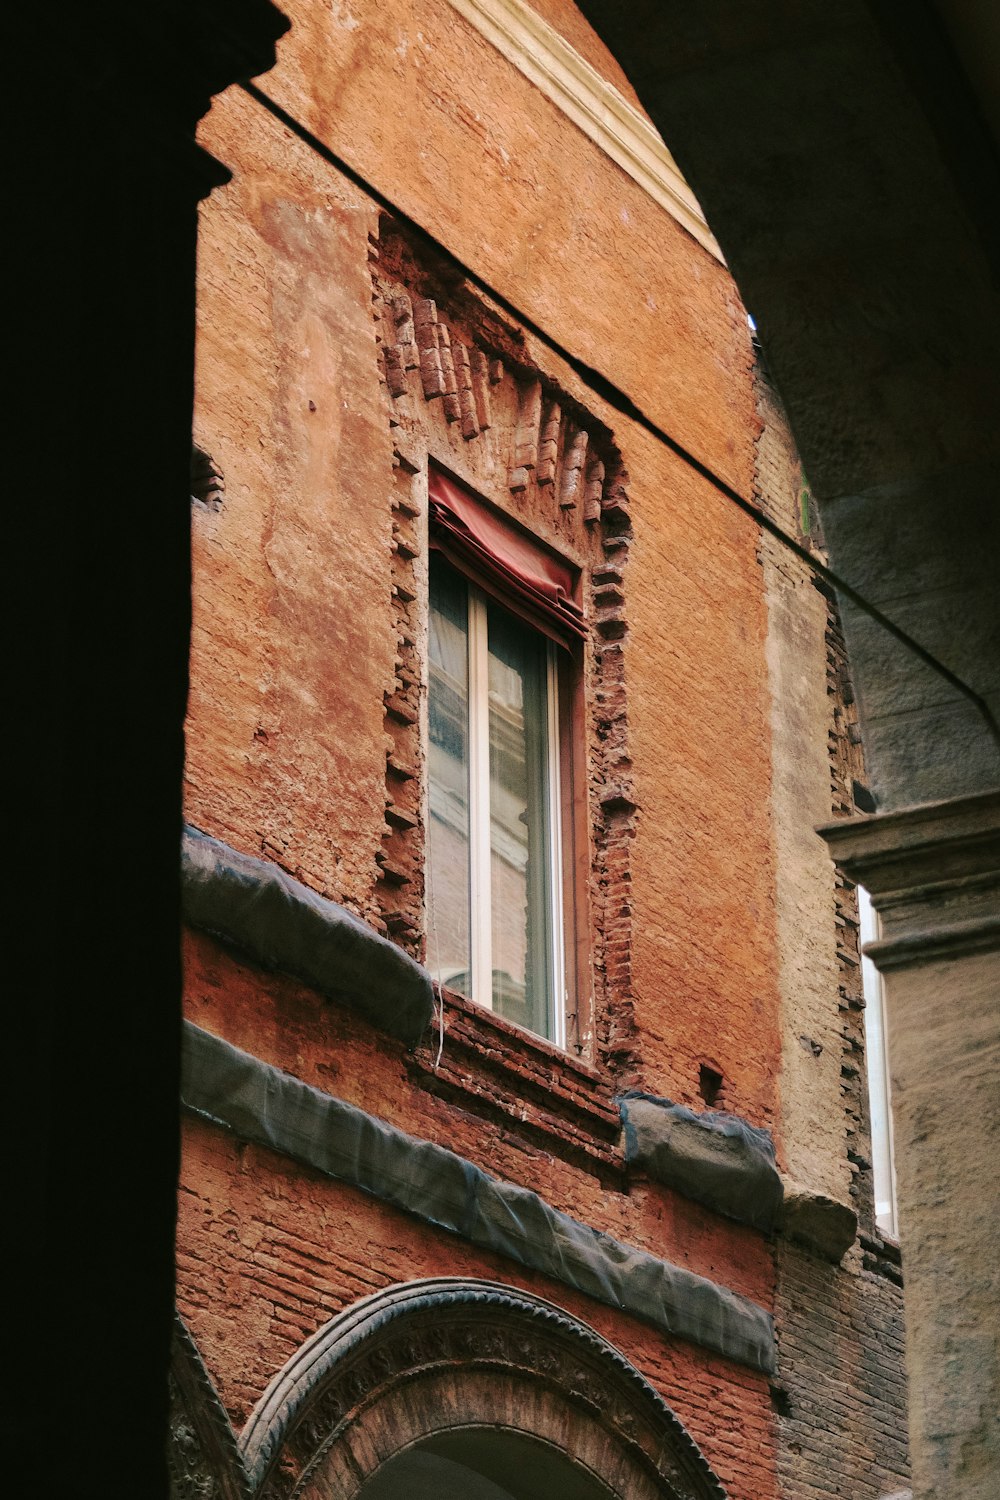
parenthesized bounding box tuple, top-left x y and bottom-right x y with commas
(174, 3, 910, 1496)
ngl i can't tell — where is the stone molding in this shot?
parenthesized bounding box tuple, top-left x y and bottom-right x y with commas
(819, 790, 1000, 970)
(169, 1313, 248, 1500)
(180, 1021, 775, 1372)
(447, 0, 723, 262)
(620, 1094, 784, 1232)
(777, 1184, 859, 1265)
(181, 825, 433, 1043)
(239, 1278, 727, 1500)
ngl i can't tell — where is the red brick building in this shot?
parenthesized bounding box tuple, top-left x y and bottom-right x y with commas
(171, 4, 909, 1496)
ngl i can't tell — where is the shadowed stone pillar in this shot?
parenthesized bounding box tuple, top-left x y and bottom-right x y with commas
(24, 2, 288, 1492)
(822, 792, 1000, 1500)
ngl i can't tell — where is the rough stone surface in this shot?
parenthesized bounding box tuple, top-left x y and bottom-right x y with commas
(778, 1185, 858, 1264)
(821, 796, 1000, 1497)
(756, 374, 850, 1202)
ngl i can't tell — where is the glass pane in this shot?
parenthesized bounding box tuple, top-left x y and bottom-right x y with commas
(487, 599, 553, 1036)
(427, 556, 472, 997)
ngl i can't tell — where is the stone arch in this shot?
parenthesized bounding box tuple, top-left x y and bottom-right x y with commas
(238, 1278, 727, 1500)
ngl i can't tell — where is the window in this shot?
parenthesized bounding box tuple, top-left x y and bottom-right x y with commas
(425, 471, 582, 1046)
(859, 885, 898, 1238)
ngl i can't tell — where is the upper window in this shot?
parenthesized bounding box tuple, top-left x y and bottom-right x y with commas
(425, 470, 582, 1046)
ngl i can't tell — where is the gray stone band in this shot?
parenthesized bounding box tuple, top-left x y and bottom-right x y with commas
(620, 1094, 784, 1232)
(620, 1094, 857, 1261)
(181, 1021, 776, 1372)
(181, 826, 434, 1044)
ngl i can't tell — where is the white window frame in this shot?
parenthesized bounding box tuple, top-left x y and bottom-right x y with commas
(436, 580, 567, 1047)
(859, 884, 899, 1239)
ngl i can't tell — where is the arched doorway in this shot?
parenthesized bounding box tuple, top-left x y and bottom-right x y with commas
(355, 1427, 617, 1500)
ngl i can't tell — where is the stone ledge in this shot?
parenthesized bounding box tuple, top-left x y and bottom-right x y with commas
(620, 1093, 784, 1232)
(819, 790, 1000, 968)
(778, 1184, 859, 1264)
(619, 1094, 859, 1261)
(181, 826, 434, 1045)
(181, 1021, 775, 1373)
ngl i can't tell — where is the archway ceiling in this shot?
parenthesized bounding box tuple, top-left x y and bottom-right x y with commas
(578, 0, 1000, 809)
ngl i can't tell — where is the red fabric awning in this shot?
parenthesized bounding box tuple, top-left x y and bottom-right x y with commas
(428, 468, 585, 647)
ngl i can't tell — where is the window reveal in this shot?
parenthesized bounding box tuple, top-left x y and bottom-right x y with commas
(428, 554, 567, 1044)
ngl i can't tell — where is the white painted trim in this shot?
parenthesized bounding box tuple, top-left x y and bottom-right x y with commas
(447, 0, 724, 263)
(545, 640, 566, 1048)
(860, 885, 899, 1240)
(468, 589, 494, 1009)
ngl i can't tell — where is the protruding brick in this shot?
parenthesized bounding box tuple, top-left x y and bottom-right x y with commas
(537, 400, 561, 486)
(469, 347, 492, 431)
(560, 429, 588, 509)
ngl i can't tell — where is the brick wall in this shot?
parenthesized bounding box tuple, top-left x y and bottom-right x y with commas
(755, 364, 910, 1498)
(177, 1116, 778, 1500)
(178, 3, 905, 1498)
(774, 1244, 908, 1499)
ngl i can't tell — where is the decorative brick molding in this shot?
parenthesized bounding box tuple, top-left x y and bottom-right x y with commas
(375, 448, 426, 953)
(410, 986, 625, 1179)
(239, 1279, 728, 1500)
(370, 221, 641, 1080)
(170, 1286, 728, 1499)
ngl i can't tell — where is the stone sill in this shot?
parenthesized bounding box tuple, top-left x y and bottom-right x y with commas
(408, 986, 625, 1180)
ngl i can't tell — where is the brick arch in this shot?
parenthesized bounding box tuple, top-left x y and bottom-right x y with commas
(238, 1278, 727, 1500)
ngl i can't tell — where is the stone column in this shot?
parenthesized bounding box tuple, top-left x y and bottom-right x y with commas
(821, 791, 1000, 1500)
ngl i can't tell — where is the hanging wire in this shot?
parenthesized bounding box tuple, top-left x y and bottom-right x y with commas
(239, 80, 999, 752)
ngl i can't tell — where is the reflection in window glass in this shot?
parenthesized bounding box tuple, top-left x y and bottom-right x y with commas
(427, 555, 561, 1042)
(427, 558, 471, 994)
(488, 601, 553, 1038)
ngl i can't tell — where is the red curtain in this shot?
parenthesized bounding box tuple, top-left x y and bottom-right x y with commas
(428, 468, 585, 647)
